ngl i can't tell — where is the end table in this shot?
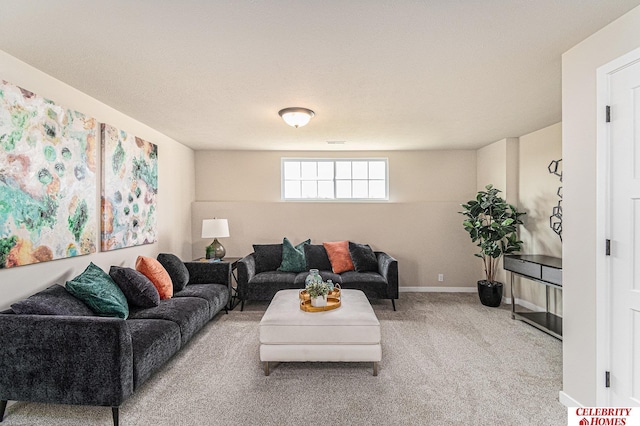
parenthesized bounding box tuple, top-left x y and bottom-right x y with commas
(191, 257, 242, 310)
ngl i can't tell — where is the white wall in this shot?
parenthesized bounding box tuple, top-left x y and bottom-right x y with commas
(0, 50, 195, 310)
(562, 5, 640, 407)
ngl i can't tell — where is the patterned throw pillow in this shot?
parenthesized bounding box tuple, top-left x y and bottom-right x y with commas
(277, 238, 311, 272)
(348, 242, 379, 272)
(323, 241, 355, 274)
(135, 256, 173, 300)
(157, 253, 190, 292)
(65, 263, 129, 319)
(109, 266, 160, 308)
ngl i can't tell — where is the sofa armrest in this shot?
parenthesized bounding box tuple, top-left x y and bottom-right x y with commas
(0, 314, 134, 407)
(376, 251, 399, 299)
(184, 261, 230, 285)
(236, 254, 256, 299)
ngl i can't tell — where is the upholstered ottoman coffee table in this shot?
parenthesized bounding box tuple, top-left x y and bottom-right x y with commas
(259, 289, 381, 376)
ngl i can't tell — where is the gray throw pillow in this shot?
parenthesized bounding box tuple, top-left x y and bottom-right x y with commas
(157, 253, 190, 291)
(109, 266, 160, 308)
(348, 242, 379, 272)
(304, 244, 333, 271)
(11, 284, 95, 316)
(253, 244, 283, 273)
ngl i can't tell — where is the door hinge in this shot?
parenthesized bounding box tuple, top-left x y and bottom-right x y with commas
(605, 371, 611, 388)
(606, 239, 611, 256)
(606, 105, 611, 123)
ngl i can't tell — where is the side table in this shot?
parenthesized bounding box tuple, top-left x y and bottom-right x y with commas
(192, 257, 242, 310)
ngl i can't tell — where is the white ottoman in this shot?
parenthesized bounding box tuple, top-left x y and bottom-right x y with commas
(259, 289, 381, 376)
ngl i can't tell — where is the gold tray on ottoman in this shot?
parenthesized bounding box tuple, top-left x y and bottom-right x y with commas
(299, 289, 341, 312)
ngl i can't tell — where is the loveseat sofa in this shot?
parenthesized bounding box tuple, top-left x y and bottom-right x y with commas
(0, 254, 229, 426)
(237, 240, 398, 311)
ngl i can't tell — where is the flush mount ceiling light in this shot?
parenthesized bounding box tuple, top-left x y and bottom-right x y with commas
(278, 107, 315, 128)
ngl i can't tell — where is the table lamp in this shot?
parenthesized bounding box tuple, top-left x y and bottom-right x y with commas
(201, 218, 230, 260)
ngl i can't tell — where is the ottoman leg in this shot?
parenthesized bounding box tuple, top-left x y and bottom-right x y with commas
(373, 362, 378, 376)
(264, 361, 270, 376)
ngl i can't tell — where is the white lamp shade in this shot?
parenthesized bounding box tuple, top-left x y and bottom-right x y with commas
(201, 219, 230, 238)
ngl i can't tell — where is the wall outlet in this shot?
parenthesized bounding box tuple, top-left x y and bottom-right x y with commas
(438, 274, 444, 282)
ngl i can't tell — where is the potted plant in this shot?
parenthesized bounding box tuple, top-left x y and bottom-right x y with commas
(306, 281, 329, 307)
(460, 184, 526, 307)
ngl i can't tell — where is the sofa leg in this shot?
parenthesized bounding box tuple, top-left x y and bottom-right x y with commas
(241, 300, 245, 311)
(391, 299, 396, 311)
(112, 406, 119, 426)
(0, 400, 7, 422)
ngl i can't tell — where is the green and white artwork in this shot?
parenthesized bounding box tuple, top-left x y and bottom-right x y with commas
(0, 79, 98, 268)
(101, 123, 158, 251)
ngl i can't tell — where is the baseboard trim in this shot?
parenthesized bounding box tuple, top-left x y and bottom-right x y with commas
(400, 287, 476, 293)
(559, 391, 582, 407)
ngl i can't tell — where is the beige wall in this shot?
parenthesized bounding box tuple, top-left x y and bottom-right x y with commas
(193, 150, 480, 290)
(562, 5, 640, 406)
(0, 50, 196, 310)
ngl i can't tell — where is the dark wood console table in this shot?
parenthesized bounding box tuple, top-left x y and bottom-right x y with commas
(503, 254, 562, 340)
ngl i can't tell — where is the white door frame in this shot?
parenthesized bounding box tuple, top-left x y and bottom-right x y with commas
(595, 46, 640, 406)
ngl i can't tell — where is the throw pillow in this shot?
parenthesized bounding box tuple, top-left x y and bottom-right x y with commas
(348, 242, 379, 272)
(278, 238, 311, 272)
(109, 266, 160, 308)
(11, 284, 95, 316)
(253, 244, 283, 273)
(65, 263, 129, 319)
(157, 253, 190, 292)
(303, 244, 333, 271)
(135, 256, 173, 300)
(323, 241, 355, 274)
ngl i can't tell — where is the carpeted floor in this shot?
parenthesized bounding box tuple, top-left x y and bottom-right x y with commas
(2, 293, 566, 425)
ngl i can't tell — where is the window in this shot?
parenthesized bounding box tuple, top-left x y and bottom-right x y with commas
(282, 158, 388, 201)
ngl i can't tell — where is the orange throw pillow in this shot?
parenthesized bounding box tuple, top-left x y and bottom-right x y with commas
(135, 256, 173, 300)
(323, 241, 355, 274)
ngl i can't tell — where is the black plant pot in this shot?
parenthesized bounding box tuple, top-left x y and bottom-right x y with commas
(477, 280, 503, 307)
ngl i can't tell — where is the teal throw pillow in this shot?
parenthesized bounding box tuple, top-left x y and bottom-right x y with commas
(278, 238, 311, 272)
(66, 262, 129, 319)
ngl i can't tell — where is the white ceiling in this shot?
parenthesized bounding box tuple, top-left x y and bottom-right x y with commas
(1, 1, 639, 151)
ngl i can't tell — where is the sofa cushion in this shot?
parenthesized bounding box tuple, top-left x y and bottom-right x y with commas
(339, 271, 389, 299)
(294, 271, 343, 286)
(65, 263, 129, 319)
(249, 271, 297, 285)
(348, 242, 379, 273)
(253, 244, 283, 273)
(174, 284, 229, 319)
(109, 266, 160, 308)
(278, 238, 310, 273)
(128, 297, 209, 346)
(323, 241, 355, 274)
(127, 319, 181, 388)
(304, 244, 332, 271)
(10, 284, 95, 316)
(157, 253, 190, 292)
(136, 256, 173, 300)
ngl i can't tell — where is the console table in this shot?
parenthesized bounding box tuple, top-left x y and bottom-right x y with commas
(503, 254, 562, 340)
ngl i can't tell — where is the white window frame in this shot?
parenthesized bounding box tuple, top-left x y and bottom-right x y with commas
(281, 158, 389, 201)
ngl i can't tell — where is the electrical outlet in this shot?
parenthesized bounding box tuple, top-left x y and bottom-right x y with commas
(438, 274, 444, 282)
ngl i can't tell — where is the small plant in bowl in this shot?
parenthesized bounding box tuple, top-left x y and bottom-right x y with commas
(306, 282, 329, 307)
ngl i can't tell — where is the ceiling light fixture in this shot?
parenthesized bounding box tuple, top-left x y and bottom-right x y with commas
(278, 107, 315, 128)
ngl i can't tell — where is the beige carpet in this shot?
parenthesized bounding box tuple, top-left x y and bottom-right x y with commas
(2, 293, 566, 425)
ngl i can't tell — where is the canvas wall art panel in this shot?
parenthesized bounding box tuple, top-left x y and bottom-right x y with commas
(101, 123, 158, 251)
(0, 80, 98, 268)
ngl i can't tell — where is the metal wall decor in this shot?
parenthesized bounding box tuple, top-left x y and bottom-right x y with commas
(548, 159, 562, 241)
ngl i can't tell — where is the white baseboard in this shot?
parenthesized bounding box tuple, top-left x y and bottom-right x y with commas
(400, 287, 476, 293)
(559, 391, 582, 407)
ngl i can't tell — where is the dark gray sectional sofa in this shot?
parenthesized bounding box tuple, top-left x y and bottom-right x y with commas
(0, 259, 229, 426)
(237, 243, 398, 310)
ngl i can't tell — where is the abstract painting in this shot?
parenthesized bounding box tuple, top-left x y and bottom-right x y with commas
(0, 80, 97, 268)
(101, 123, 158, 251)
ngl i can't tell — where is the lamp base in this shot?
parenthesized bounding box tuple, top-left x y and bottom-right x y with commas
(206, 238, 226, 260)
